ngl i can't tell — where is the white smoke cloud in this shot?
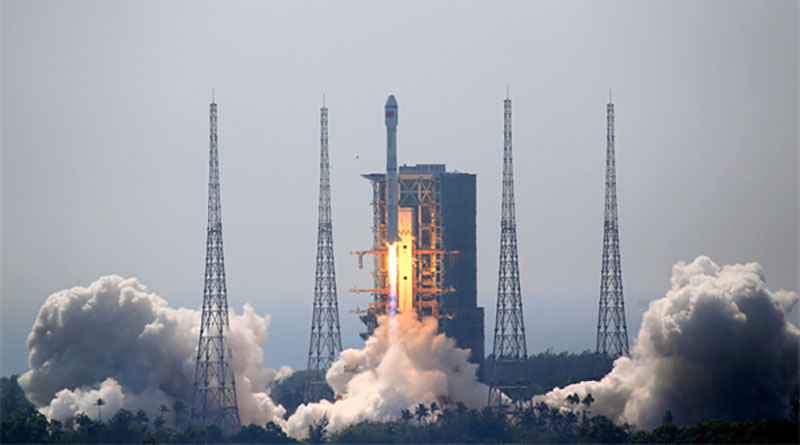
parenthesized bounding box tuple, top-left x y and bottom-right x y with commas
(534, 256, 799, 429)
(285, 312, 488, 439)
(18, 275, 289, 426)
(42, 378, 171, 421)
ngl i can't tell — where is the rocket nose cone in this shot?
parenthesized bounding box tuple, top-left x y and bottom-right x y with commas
(385, 95, 397, 107)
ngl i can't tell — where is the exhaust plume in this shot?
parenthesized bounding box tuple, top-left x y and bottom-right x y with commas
(285, 312, 488, 439)
(18, 275, 291, 426)
(534, 256, 799, 428)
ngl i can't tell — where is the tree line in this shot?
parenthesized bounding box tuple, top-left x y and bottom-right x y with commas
(4, 374, 798, 443)
(1, 375, 294, 444)
(328, 399, 798, 444)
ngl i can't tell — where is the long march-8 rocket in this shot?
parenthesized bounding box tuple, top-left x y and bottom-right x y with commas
(384, 95, 415, 314)
(385, 95, 399, 243)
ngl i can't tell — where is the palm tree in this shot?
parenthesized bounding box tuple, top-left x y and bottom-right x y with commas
(517, 405, 536, 428)
(153, 415, 165, 429)
(414, 403, 429, 425)
(95, 398, 105, 422)
(565, 393, 580, 410)
(307, 415, 329, 444)
(47, 418, 64, 441)
(581, 393, 595, 423)
(438, 408, 454, 424)
(550, 407, 564, 432)
(156, 404, 169, 430)
(135, 409, 149, 426)
(534, 401, 549, 415)
(582, 393, 594, 409)
(400, 409, 413, 423)
(533, 403, 549, 428)
(429, 401, 439, 421)
(565, 411, 579, 432)
(661, 410, 673, 426)
(172, 398, 186, 428)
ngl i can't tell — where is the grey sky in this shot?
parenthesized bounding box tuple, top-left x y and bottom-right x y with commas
(2, 0, 798, 375)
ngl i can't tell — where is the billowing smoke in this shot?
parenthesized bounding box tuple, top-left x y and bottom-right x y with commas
(285, 312, 488, 439)
(18, 275, 291, 425)
(535, 256, 799, 429)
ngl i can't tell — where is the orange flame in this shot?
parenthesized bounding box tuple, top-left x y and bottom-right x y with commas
(387, 242, 398, 318)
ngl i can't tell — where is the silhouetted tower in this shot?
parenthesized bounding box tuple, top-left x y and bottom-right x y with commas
(489, 94, 529, 412)
(305, 99, 343, 402)
(596, 96, 630, 358)
(192, 95, 241, 434)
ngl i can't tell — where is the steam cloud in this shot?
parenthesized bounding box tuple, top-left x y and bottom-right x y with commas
(534, 256, 799, 428)
(285, 312, 488, 439)
(19, 275, 291, 425)
(20, 256, 796, 436)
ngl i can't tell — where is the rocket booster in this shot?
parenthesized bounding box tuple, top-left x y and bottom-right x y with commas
(385, 95, 399, 243)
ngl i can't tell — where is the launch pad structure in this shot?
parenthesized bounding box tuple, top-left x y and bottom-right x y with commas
(350, 96, 485, 366)
(183, 91, 627, 428)
(354, 164, 485, 364)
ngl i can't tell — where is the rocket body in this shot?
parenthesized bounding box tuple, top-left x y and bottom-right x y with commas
(385, 95, 399, 243)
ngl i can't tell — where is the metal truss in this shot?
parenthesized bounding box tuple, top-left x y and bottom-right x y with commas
(596, 98, 630, 358)
(489, 96, 529, 412)
(305, 103, 343, 402)
(192, 97, 241, 435)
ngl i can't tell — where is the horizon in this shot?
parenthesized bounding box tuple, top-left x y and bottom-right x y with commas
(2, 0, 797, 389)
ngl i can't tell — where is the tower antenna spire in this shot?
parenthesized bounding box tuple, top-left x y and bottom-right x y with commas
(192, 97, 241, 435)
(596, 99, 629, 358)
(488, 94, 529, 415)
(305, 99, 342, 403)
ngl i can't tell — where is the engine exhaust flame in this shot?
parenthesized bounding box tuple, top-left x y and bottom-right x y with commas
(387, 242, 399, 333)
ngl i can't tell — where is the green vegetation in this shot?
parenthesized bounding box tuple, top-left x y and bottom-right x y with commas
(3, 375, 798, 443)
(271, 369, 331, 417)
(483, 350, 615, 393)
(0, 375, 296, 444)
(330, 399, 798, 444)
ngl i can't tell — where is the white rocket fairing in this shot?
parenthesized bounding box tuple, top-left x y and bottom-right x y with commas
(385, 95, 399, 243)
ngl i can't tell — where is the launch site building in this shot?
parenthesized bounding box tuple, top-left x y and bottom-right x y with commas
(359, 164, 485, 366)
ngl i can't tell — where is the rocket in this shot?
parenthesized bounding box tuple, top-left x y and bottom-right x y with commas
(385, 95, 399, 243)
(384, 95, 414, 314)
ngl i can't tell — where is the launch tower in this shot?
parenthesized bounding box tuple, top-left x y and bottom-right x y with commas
(488, 95, 530, 413)
(352, 95, 484, 365)
(192, 96, 241, 434)
(305, 100, 343, 402)
(358, 164, 484, 363)
(596, 97, 630, 358)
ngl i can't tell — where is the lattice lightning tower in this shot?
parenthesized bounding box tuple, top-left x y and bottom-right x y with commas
(596, 96, 630, 358)
(489, 95, 529, 411)
(192, 96, 241, 434)
(305, 99, 343, 401)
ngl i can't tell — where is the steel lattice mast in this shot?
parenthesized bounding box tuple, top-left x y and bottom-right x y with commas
(305, 99, 342, 402)
(489, 95, 529, 411)
(596, 96, 630, 358)
(192, 95, 241, 434)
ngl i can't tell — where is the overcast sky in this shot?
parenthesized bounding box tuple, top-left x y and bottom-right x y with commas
(2, 0, 798, 375)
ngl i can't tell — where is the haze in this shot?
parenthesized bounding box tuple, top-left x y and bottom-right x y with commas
(2, 0, 797, 375)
